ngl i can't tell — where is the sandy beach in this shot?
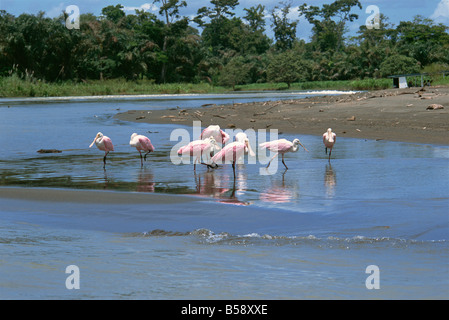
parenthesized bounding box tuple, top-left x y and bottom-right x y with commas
(115, 86, 449, 145)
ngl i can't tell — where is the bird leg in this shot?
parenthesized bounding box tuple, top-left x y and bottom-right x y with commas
(325, 147, 328, 154)
(144, 151, 150, 161)
(232, 161, 236, 179)
(328, 149, 332, 162)
(281, 154, 288, 170)
(266, 153, 279, 168)
(103, 151, 109, 169)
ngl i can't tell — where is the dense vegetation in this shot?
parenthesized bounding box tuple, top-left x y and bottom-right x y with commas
(0, 0, 448, 96)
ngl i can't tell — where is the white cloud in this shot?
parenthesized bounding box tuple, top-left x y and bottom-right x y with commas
(430, 0, 449, 23)
(122, 3, 159, 14)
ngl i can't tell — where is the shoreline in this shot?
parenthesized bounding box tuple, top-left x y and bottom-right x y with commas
(115, 86, 449, 146)
(0, 186, 205, 204)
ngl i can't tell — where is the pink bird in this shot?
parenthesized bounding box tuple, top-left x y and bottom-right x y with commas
(259, 138, 308, 170)
(130, 133, 155, 167)
(200, 125, 230, 145)
(211, 139, 250, 178)
(323, 128, 336, 161)
(235, 132, 255, 157)
(89, 132, 114, 168)
(177, 136, 218, 171)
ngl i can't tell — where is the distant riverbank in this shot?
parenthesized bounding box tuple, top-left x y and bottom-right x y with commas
(0, 76, 395, 98)
(116, 86, 449, 146)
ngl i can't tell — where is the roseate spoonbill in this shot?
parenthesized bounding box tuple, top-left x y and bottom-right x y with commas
(89, 132, 114, 168)
(323, 128, 336, 161)
(177, 136, 218, 171)
(211, 139, 250, 178)
(259, 138, 308, 170)
(235, 132, 255, 157)
(200, 125, 230, 145)
(130, 133, 155, 167)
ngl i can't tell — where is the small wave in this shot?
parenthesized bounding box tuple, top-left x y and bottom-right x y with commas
(126, 228, 448, 248)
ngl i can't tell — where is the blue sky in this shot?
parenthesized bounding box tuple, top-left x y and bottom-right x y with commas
(1, 0, 448, 40)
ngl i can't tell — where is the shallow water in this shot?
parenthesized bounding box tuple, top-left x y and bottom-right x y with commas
(0, 92, 448, 300)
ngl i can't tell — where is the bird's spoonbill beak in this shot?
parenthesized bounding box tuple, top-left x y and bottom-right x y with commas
(89, 133, 100, 148)
(299, 141, 309, 152)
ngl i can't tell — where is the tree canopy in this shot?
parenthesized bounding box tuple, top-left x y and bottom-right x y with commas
(0, 1, 447, 87)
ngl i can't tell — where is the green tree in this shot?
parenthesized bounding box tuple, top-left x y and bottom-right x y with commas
(218, 55, 251, 89)
(194, 0, 239, 26)
(153, 0, 187, 82)
(299, 0, 362, 52)
(101, 4, 126, 24)
(271, 2, 298, 51)
(354, 14, 395, 78)
(267, 49, 306, 88)
(194, 0, 243, 56)
(379, 54, 420, 77)
(394, 15, 449, 66)
(243, 4, 266, 32)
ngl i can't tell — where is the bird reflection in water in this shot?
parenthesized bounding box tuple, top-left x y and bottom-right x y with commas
(259, 169, 299, 203)
(194, 169, 250, 205)
(136, 168, 155, 193)
(102, 168, 109, 190)
(324, 163, 336, 198)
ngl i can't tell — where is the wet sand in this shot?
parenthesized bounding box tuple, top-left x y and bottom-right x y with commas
(0, 187, 204, 204)
(115, 86, 449, 145)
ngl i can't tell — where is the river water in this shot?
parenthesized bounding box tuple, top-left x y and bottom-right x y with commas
(0, 91, 448, 300)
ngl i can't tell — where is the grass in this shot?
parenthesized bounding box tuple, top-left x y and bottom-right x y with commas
(236, 78, 392, 91)
(0, 75, 228, 98)
(2, 75, 446, 98)
(433, 76, 449, 86)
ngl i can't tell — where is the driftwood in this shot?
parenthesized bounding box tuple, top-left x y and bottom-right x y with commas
(37, 149, 62, 153)
(426, 104, 444, 110)
(213, 114, 227, 119)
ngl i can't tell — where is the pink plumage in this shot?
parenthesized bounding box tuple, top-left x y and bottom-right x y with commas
(177, 137, 217, 171)
(177, 140, 213, 156)
(211, 141, 248, 177)
(322, 128, 336, 161)
(102, 137, 114, 152)
(89, 132, 114, 168)
(130, 133, 155, 166)
(211, 142, 247, 164)
(259, 138, 308, 170)
(200, 125, 230, 144)
(260, 139, 295, 153)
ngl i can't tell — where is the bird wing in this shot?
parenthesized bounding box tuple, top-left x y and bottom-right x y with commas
(200, 127, 209, 139)
(103, 137, 114, 151)
(260, 139, 291, 152)
(220, 130, 230, 144)
(211, 142, 244, 164)
(201, 127, 218, 140)
(179, 140, 210, 156)
(139, 136, 154, 151)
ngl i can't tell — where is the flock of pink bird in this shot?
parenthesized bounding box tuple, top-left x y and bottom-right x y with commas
(89, 125, 336, 174)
